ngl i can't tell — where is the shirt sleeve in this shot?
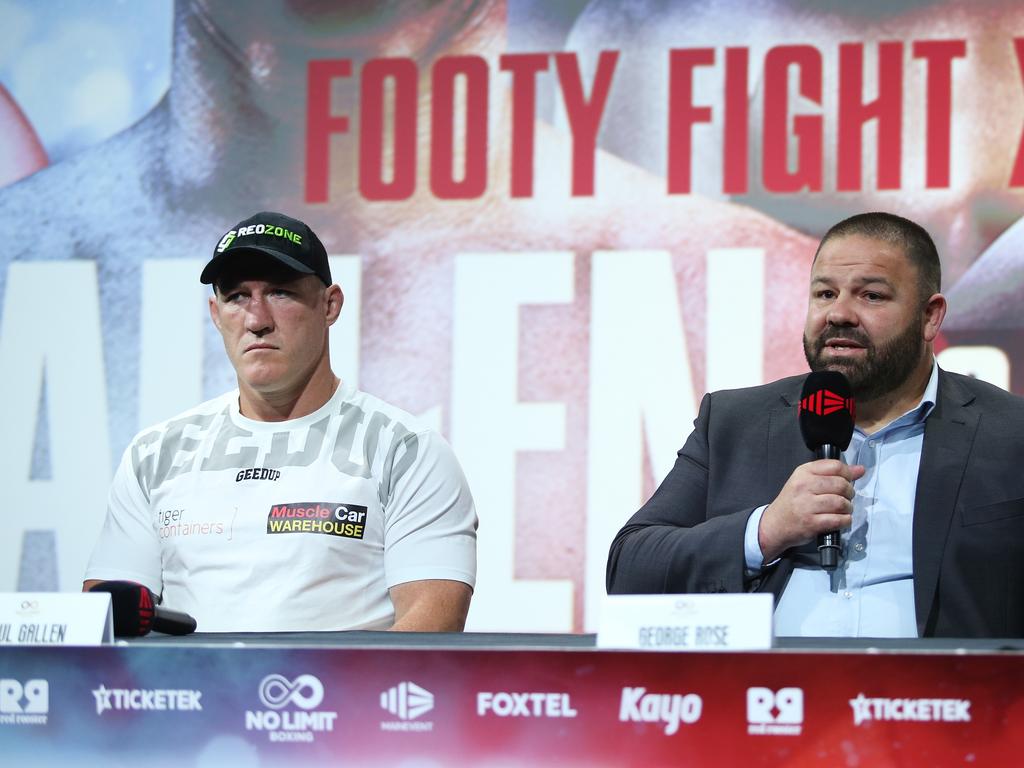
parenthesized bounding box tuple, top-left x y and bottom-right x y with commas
(382, 429, 478, 590)
(744, 505, 769, 571)
(83, 445, 163, 594)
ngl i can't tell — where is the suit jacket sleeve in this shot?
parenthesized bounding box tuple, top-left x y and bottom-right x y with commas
(606, 392, 761, 595)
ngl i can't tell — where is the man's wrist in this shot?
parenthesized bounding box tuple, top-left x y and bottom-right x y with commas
(745, 505, 782, 573)
(744, 506, 769, 571)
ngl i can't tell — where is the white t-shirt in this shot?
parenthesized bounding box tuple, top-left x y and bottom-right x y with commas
(85, 382, 477, 632)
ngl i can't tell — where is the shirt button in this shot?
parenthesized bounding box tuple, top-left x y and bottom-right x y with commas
(843, 591, 853, 599)
(854, 543, 865, 552)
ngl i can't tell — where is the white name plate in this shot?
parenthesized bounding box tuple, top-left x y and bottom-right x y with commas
(0, 593, 113, 645)
(597, 594, 774, 651)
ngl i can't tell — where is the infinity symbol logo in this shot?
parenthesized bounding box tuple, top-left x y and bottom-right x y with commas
(258, 674, 324, 710)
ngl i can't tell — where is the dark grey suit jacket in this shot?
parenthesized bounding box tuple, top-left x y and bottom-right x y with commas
(607, 369, 1024, 637)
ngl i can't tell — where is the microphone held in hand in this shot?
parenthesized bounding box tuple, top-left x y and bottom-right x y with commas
(798, 371, 855, 571)
(88, 581, 197, 637)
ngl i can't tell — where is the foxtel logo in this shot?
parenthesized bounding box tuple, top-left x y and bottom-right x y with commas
(477, 692, 578, 718)
(618, 687, 702, 735)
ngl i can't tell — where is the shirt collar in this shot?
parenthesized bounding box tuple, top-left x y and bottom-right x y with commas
(886, 357, 938, 427)
(916, 358, 939, 422)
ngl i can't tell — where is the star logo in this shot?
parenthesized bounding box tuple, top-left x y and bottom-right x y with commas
(92, 684, 113, 715)
(849, 693, 872, 726)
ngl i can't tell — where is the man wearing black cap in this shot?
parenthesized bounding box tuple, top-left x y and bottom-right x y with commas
(83, 212, 478, 633)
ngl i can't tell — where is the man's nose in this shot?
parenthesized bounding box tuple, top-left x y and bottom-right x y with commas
(826, 294, 858, 326)
(244, 295, 274, 335)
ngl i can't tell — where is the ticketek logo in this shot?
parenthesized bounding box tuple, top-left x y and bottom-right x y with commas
(92, 685, 203, 715)
(849, 694, 971, 726)
(747, 687, 803, 735)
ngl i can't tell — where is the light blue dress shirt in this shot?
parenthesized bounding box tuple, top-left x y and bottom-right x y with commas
(743, 361, 939, 637)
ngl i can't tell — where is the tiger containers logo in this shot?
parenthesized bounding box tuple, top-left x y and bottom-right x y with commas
(266, 502, 367, 540)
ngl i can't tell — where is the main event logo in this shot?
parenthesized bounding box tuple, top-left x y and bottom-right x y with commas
(799, 389, 855, 418)
(380, 681, 434, 732)
(266, 502, 367, 540)
(0, 679, 48, 726)
(245, 674, 338, 743)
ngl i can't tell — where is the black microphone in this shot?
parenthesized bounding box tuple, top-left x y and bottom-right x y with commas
(89, 581, 198, 637)
(798, 371, 856, 571)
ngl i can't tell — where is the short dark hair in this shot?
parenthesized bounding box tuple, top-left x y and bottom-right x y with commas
(814, 212, 941, 303)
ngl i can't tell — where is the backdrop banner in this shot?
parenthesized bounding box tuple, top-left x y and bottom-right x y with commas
(1, 1, 1022, 631)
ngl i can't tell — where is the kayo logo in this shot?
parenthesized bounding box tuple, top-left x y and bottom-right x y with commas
(747, 687, 803, 735)
(799, 389, 855, 417)
(618, 687, 702, 735)
(258, 674, 324, 710)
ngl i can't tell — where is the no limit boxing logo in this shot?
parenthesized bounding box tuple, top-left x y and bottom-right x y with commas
(259, 674, 323, 710)
(245, 674, 338, 743)
(798, 389, 855, 418)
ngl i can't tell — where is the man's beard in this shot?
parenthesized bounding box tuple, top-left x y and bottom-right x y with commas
(803, 320, 925, 402)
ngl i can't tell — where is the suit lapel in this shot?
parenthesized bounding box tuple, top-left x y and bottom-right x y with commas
(912, 371, 980, 635)
(768, 380, 815, 478)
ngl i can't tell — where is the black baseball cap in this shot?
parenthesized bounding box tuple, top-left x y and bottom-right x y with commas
(200, 211, 332, 286)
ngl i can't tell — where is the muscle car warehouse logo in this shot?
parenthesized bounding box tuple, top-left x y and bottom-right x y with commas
(266, 502, 367, 539)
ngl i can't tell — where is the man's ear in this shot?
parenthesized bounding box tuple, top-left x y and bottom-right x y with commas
(208, 293, 222, 331)
(325, 284, 344, 326)
(922, 292, 947, 342)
